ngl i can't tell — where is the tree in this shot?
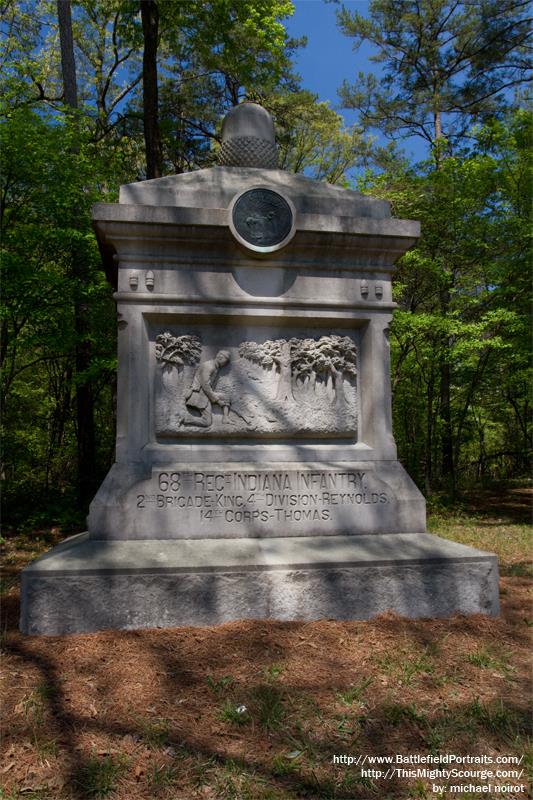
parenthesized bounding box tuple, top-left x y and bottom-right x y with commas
(316, 335, 357, 401)
(338, 0, 531, 161)
(358, 109, 532, 490)
(339, 0, 531, 492)
(57, 0, 99, 508)
(57, 0, 78, 107)
(239, 339, 294, 402)
(143, 0, 300, 174)
(239, 335, 357, 405)
(265, 90, 368, 184)
(0, 108, 117, 513)
(3, 0, 348, 531)
(291, 336, 357, 403)
(155, 332, 202, 370)
(140, 0, 162, 178)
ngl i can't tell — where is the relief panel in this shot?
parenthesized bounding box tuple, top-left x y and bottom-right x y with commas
(153, 326, 358, 438)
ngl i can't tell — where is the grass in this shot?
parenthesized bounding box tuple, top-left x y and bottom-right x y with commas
(465, 697, 525, 738)
(382, 701, 427, 725)
(466, 645, 516, 678)
(75, 754, 129, 798)
(207, 674, 235, 694)
(218, 698, 252, 725)
(336, 676, 373, 705)
(373, 646, 435, 687)
(427, 503, 532, 577)
(135, 716, 171, 747)
(18, 683, 61, 758)
(217, 684, 288, 730)
(249, 684, 287, 730)
(149, 763, 178, 791)
(263, 663, 283, 680)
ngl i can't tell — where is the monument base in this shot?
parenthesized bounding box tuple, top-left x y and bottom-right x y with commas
(20, 533, 499, 635)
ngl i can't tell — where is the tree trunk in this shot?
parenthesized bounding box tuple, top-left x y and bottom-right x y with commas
(434, 110, 442, 141)
(274, 342, 294, 402)
(433, 102, 454, 493)
(57, 0, 97, 509)
(440, 366, 454, 488)
(433, 98, 455, 496)
(333, 368, 344, 405)
(140, 0, 162, 179)
(57, 1, 78, 107)
(424, 365, 435, 494)
(439, 287, 455, 494)
(433, 109, 443, 169)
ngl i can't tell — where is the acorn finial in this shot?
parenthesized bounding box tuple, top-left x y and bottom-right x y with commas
(218, 102, 278, 169)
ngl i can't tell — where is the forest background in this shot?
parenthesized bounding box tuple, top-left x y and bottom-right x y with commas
(1, 0, 531, 532)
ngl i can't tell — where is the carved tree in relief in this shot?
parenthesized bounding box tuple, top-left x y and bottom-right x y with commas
(315, 335, 357, 403)
(290, 338, 319, 392)
(155, 333, 202, 371)
(239, 339, 295, 401)
(239, 335, 357, 404)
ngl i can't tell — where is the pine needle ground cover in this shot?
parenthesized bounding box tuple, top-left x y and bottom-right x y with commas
(1, 487, 531, 800)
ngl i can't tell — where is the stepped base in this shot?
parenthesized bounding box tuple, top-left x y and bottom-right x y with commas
(20, 532, 499, 635)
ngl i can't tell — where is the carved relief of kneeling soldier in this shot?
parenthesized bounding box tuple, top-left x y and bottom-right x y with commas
(179, 350, 231, 428)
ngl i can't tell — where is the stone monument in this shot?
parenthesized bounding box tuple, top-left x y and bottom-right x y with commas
(20, 103, 499, 634)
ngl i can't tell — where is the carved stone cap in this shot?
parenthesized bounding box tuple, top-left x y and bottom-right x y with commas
(218, 103, 278, 169)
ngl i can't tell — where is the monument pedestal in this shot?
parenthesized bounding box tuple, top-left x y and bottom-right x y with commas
(20, 533, 499, 635)
(88, 460, 427, 540)
(20, 103, 499, 635)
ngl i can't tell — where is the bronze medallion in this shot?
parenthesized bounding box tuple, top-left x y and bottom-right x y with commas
(230, 188, 295, 252)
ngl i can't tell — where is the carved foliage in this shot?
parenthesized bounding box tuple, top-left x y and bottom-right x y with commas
(154, 332, 358, 436)
(239, 335, 357, 404)
(155, 333, 202, 369)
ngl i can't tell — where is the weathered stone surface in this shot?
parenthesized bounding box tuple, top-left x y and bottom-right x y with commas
(116, 166, 393, 219)
(154, 332, 358, 437)
(88, 461, 425, 540)
(218, 102, 278, 168)
(20, 533, 499, 635)
(21, 103, 499, 634)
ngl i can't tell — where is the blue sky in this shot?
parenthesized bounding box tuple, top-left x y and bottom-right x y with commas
(285, 1, 372, 111)
(284, 1, 426, 162)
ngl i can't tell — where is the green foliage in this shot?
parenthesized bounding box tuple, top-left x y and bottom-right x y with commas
(1, 108, 118, 523)
(75, 753, 129, 798)
(267, 89, 368, 183)
(128, 0, 301, 173)
(339, 1, 531, 492)
(0, 0, 369, 529)
(337, 0, 531, 154)
(358, 111, 532, 490)
(1, 0, 530, 529)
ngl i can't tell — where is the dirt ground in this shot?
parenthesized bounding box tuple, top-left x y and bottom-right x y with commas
(1, 487, 531, 800)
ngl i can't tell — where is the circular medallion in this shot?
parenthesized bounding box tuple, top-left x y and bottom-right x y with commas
(229, 187, 296, 254)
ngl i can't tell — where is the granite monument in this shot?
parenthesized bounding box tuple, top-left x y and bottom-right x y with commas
(20, 102, 499, 634)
